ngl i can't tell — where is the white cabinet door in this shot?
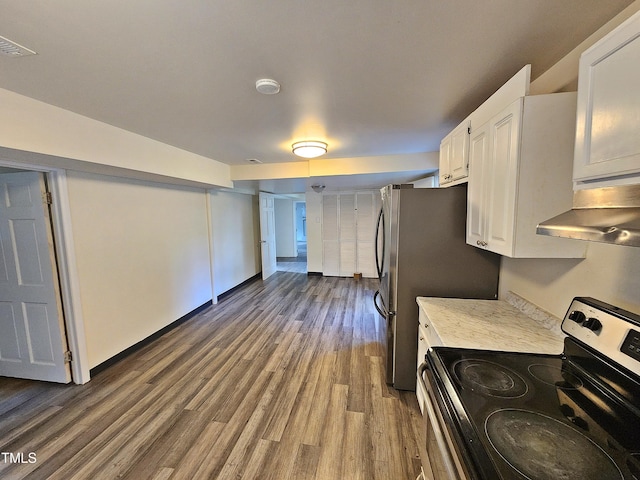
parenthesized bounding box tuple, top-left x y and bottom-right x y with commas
(466, 94, 584, 258)
(439, 121, 470, 185)
(574, 11, 640, 185)
(450, 121, 470, 181)
(485, 99, 521, 256)
(439, 135, 452, 185)
(466, 100, 521, 256)
(467, 122, 490, 248)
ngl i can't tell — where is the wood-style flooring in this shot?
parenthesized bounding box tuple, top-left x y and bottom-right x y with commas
(0, 272, 424, 480)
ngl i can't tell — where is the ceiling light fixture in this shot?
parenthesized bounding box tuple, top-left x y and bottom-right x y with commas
(311, 184, 326, 193)
(255, 79, 280, 95)
(292, 141, 328, 158)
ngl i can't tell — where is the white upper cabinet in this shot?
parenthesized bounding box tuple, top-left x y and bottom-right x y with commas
(467, 93, 586, 258)
(574, 10, 640, 187)
(439, 120, 470, 186)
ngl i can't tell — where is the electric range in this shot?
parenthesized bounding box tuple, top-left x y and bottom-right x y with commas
(419, 297, 640, 480)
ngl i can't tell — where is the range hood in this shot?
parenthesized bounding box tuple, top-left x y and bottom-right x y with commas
(537, 184, 640, 247)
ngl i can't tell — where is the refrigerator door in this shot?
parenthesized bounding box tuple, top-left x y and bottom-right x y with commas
(376, 184, 412, 386)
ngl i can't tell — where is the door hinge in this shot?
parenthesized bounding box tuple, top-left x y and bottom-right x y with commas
(64, 351, 73, 363)
(43, 191, 53, 205)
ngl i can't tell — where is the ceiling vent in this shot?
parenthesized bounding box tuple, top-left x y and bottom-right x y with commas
(0, 36, 36, 57)
(247, 158, 263, 164)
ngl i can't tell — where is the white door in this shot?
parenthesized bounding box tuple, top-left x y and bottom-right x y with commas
(0, 172, 71, 383)
(355, 191, 379, 278)
(259, 192, 277, 280)
(322, 194, 340, 276)
(338, 193, 356, 277)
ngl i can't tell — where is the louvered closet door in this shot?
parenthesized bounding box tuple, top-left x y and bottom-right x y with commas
(355, 192, 379, 278)
(322, 194, 340, 276)
(339, 194, 356, 277)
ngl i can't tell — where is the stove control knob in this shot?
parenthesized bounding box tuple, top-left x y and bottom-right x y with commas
(568, 310, 586, 324)
(583, 317, 602, 332)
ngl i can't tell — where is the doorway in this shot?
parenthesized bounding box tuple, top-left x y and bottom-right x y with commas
(0, 160, 89, 384)
(295, 201, 307, 259)
(273, 196, 307, 273)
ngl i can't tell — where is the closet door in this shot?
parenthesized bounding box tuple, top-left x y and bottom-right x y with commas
(356, 192, 378, 278)
(339, 194, 356, 277)
(322, 194, 340, 276)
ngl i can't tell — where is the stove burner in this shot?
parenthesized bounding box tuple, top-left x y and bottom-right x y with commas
(453, 359, 528, 398)
(485, 409, 623, 480)
(528, 363, 583, 390)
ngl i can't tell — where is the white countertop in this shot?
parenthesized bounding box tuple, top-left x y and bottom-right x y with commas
(416, 296, 565, 355)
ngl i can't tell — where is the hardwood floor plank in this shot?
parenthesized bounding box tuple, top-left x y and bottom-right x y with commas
(342, 410, 369, 480)
(169, 421, 227, 480)
(289, 443, 321, 480)
(301, 352, 337, 447)
(150, 467, 173, 480)
(315, 383, 349, 479)
(0, 273, 423, 480)
(120, 409, 208, 479)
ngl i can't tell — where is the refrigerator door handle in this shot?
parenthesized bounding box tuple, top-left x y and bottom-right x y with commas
(375, 207, 385, 281)
(373, 290, 387, 318)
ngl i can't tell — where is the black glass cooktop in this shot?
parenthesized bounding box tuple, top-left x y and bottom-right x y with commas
(429, 340, 640, 480)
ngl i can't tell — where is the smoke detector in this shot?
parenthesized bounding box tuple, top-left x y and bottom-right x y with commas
(255, 79, 280, 95)
(0, 36, 36, 57)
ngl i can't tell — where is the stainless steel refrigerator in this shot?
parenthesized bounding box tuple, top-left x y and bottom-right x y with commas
(373, 183, 500, 390)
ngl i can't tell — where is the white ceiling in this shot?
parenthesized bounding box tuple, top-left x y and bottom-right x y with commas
(0, 1, 633, 177)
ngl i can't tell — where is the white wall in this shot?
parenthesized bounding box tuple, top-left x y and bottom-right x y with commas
(66, 171, 213, 368)
(0, 88, 232, 188)
(500, 243, 640, 318)
(209, 190, 261, 298)
(275, 198, 296, 257)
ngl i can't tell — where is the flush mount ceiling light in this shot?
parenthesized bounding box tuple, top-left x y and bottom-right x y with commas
(292, 141, 328, 158)
(255, 78, 280, 95)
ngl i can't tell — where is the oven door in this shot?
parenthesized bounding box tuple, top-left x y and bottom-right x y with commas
(418, 360, 470, 480)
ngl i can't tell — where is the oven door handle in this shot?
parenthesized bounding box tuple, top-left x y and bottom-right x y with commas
(418, 360, 428, 379)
